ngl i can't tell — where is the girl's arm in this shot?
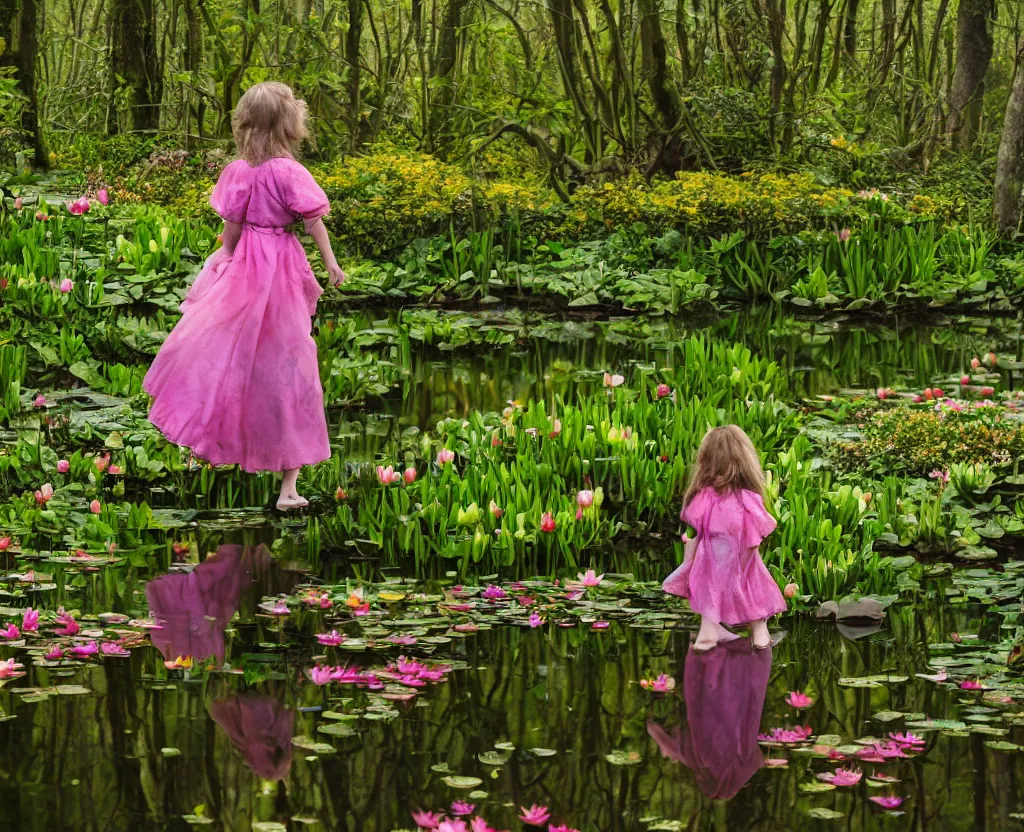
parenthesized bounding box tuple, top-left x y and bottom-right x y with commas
(221, 221, 242, 256)
(306, 217, 346, 286)
(682, 533, 698, 563)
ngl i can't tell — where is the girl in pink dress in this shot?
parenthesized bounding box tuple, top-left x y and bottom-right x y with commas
(663, 425, 785, 651)
(144, 82, 345, 510)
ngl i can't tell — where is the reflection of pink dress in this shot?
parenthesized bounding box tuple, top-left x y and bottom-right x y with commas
(210, 694, 295, 780)
(143, 157, 331, 472)
(647, 639, 771, 799)
(663, 487, 785, 625)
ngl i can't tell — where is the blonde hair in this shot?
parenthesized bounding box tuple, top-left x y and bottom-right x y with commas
(682, 425, 765, 508)
(232, 82, 309, 165)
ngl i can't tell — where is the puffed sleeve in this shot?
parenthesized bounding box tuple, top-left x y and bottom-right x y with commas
(680, 488, 709, 530)
(278, 159, 330, 233)
(739, 489, 777, 549)
(209, 160, 252, 223)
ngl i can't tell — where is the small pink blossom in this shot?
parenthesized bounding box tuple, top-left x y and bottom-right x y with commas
(482, 585, 507, 601)
(69, 640, 99, 657)
(576, 569, 603, 587)
(376, 465, 401, 485)
(21, 608, 39, 632)
(837, 227, 852, 242)
(403, 467, 417, 484)
(89, 499, 102, 514)
(929, 469, 950, 483)
(640, 674, 676, 692)
(603, 372, 625, 388)
(869, 796, 904, 809)
(59, 278, 73, 293)
(309, 664, 333, 686)
(54, 609, 80, 636)
(436, 448, 456, 465)
(591, 620, 609, 630)
(818, 766, 862, 786)
(656, 383, 671, 398)
(489, 500, 503, 519)
(68, 197, 90, 215)
(889, 732, 925, 748)
(519, 805, 551, 826)
(270, 599, 290, 615)
(576, 490, 593, 509)
(316, 630, 345, 646)
(57, 459, 69, 473)
(758, 725, 813, 744)
(96, 188, 109, 206)
(13, 197, 22, 210)
(785, 691, 814, 709)
(0, 658, 23, 678)
(100, 641, 130, 656)
(959, 679, 984, 690)
(0, 537, 9, 551)
(33, 394, 47, 408)
(784, 582, 798, 599)
(540, 512, 556, 533)
(44, 646, 64, 660)
(450, 802, 474, 817)
(438, 821, 467, 832)
(411, 810, 442, 829)
(529, 613, 543, 628)
(0, 623, 20, 640)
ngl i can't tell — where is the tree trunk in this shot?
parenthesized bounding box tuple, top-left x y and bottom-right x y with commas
(993, 36, 1024, 235)
(344, 0, 363, 150)
(946, 0, 993, 149)
(17, 0, 45, 165)
(182, 0, 205, 142)
(427, 0, 468, 150)
(112, 0, 163, 131)
(842, 0, 859, 57)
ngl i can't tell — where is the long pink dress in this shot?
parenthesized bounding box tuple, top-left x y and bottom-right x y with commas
(663, 487, 785, 625)
(143, 157, 331, 472)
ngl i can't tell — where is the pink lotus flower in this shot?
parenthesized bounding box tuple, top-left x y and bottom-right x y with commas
(70, 640, 99, 657)
(784, 582, 798, 599)
(89, 499, 102, 514)
(785, 691, 813, 709)
(592, 620, 609, 630)
(577, 569, 603, 587)
(640, 674, 676, 692)
(96, 188, 109, 206)
(59, 278, 74, 293)
(489, 500, 503, 519)
(57, 459, 69, 473)
(482, 585, 507, 601)
(376, 465, 401, 485)
(411, 810, 442, 829)
(869, 796, 904, 810)
(529, 613, 543, 628)
(823, 766, 862, 786)
(960, 679, 983, 690)
(540, 512, 556, 533)
(519, 805, 551, 826)
(603, 372, 625, 388)
(309, 664, 333, 686)
(54, 609, 80, 636)
(68, 197, 90, 215)
(33, 394, 47, 408)
(44, 646, 64, 660)
(758, 725, 813, 744)
(21, 608, 38, 632)
(403, 467, 417, 484)
(889, 732, 925, 748)
(0, 623, 20, 640)
(316, 630, 345, 646)
(576, 490, 594, 509)
(436, 448, 456, 465)
(0, 658, 25, 679)
(100, 641, 130, 656)
(450, 802, 474, 817)
(0, 537, 9, 551)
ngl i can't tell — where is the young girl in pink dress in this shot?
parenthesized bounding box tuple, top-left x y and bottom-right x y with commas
(663, 425, 785, 651)
(144, 82, 345, 510)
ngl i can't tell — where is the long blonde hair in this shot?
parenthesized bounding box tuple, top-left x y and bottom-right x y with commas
(232, 82, 309, 165)
(682, 425, 766, 508)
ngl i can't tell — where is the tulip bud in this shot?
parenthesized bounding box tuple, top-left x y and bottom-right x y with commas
(960, 374, 970, 386)
(89, 500, 101, 514)
(970, 357, 980, 369)
(14, 197, 22, 210)
(57, 460, 69, 473)
(784, 583, 798, 599)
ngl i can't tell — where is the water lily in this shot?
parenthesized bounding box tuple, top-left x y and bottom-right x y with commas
(436, 448, 455, 465)
(316, 630, 345, 646)
(758, 725, 813, 744)
(470, 819, 496, 832)
(869, 796, 904, 810)
(100, 641, 130, 657)
(540, 512, 556, 533)
(785, 691, 814, 709)
(0, 623, 20, 640)
(482, 585, 507, 601)
(44, 646, 64, 661)
(0, 658, 23, 679)
(603, 372, 625, 388)
(403, 467, 417, 484)
(21, 609, 38, 632)
(33, 394, 47, 408)
(591, 620, 609, 630)
(640, 674, 676, 692)
(959, 679, 984, 690)
(823, 766, 862, 787)
(70, 640, 99, 657)
(96, 188, 109, 206)
(889, 732, 925, 748)
(59, 278, 73, 293)
(376, 465, 401, 485)
(438, 821, 467, 832)
(576, 490, 593, 509)
(309, 664, 333, 686)
(656, 383, 671, 398)
(89, 499, 102, 514)
(411, 810, 442, 829)
(577, 569, 603, 587)
(450, 802, 474, 817)
(548, 826, 580, 832)
(54, 609, 80, 636)
(529, 613, 543, 628)
(57, 459, 69, 473)
(519, 805, 551, 826)
(270, 599, 290, 615)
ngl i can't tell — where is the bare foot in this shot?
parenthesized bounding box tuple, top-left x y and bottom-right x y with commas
(276, 492, 309, 511)
(693, 618, 732, 652)
(751, 619, 771, 649)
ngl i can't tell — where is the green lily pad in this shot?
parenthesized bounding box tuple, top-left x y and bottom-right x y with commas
(442, 776, 483, 789)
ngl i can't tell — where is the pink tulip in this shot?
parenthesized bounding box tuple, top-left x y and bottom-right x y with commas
(436, 448, 455, 465)
(960, 679, 983, 690)
(39, 483, 53, 502)
(21, 608, 38, 632)
(94, 454, 110, 473)
(960, 374, 970, 386)
(576, 569, 603, 587)
(540, 512, 556, 533)
(837, 227, 851, 242)
(35, 211, 47, 222)
(489, 500, 503, 519)
(376, 465, 401, 485)
(784, 583, 798, 598)
(656, 383, 671, 398)
(869, 796, 904, 810)
(603, 372, 625, 388)
(518, 805, 551, 826)
(13, 197, 22, 210)
(971, 356, 980, 369)
(988, 352, 997, 366)
(411, 810, 442, 829)
(403, 467, 417, 485)
(57, 459, 69, 473)
(785, 690, 814, 709)
(980, 386, 995, 396)
(548, 418, 562, 438)
(96, 188, 109, 206)
(89, 499, 101, 514)
(316, 630, 345, 646)
(59, 278, 73, 293)
(0, 537, 9, 550)
(577, 490, 594, 509)
(33, 394, 46, 408)
(68, 197, 90, 215)
(933, 387, 944, 397)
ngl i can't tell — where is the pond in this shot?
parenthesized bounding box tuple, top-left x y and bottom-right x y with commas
(1, 522, 1022, 831)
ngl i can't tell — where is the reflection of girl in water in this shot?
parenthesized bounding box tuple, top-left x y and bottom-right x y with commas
(647, 638, 772, 799)
(209, 693, 295, 780)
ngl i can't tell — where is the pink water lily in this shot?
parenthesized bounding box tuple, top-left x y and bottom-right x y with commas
(270, 599, 290, 615)
(640, 674, 676, 693)
(785, 690, 814, 709)
(889, 732, 925, 749)
(100, 641, 130, 657)
(33, 394, 47, 407)
(376, 465, 401, 485)
(758, 725, 813, 744)
(837, 227, 852, 242)
(70, 640, 99, 657)
(411, 809, 442, 829)
(482, 585, 506, 601)
(436, 448, 455, 465)
(577, 569, 603, 587)
(576, 490, 593, 509)
(591, 620, 609, 630)
(0, 623, 20, 640)
(821, 766, 862, 787)
(519, 805, 551, 826)
(529, 613, 543, 628)
(869, 796, 904, 810)
(603, 372, 625, 388)
(21, 608, 39, 632)
(959, 679, 984, 690)
(0, 658, 23, 679)
(470, 819, 496, 832)
(450, 801, 474, 816)
(316, 630, 345, 646)
(54, 609, 80, 636)
(548, 826, 580, 832)
(44, 646, 64, 660)
(309, 664, 333, 686)
(438, 821, 467, 832)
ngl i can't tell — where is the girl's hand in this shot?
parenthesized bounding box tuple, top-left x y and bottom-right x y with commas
(327, 264, 346, 287)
